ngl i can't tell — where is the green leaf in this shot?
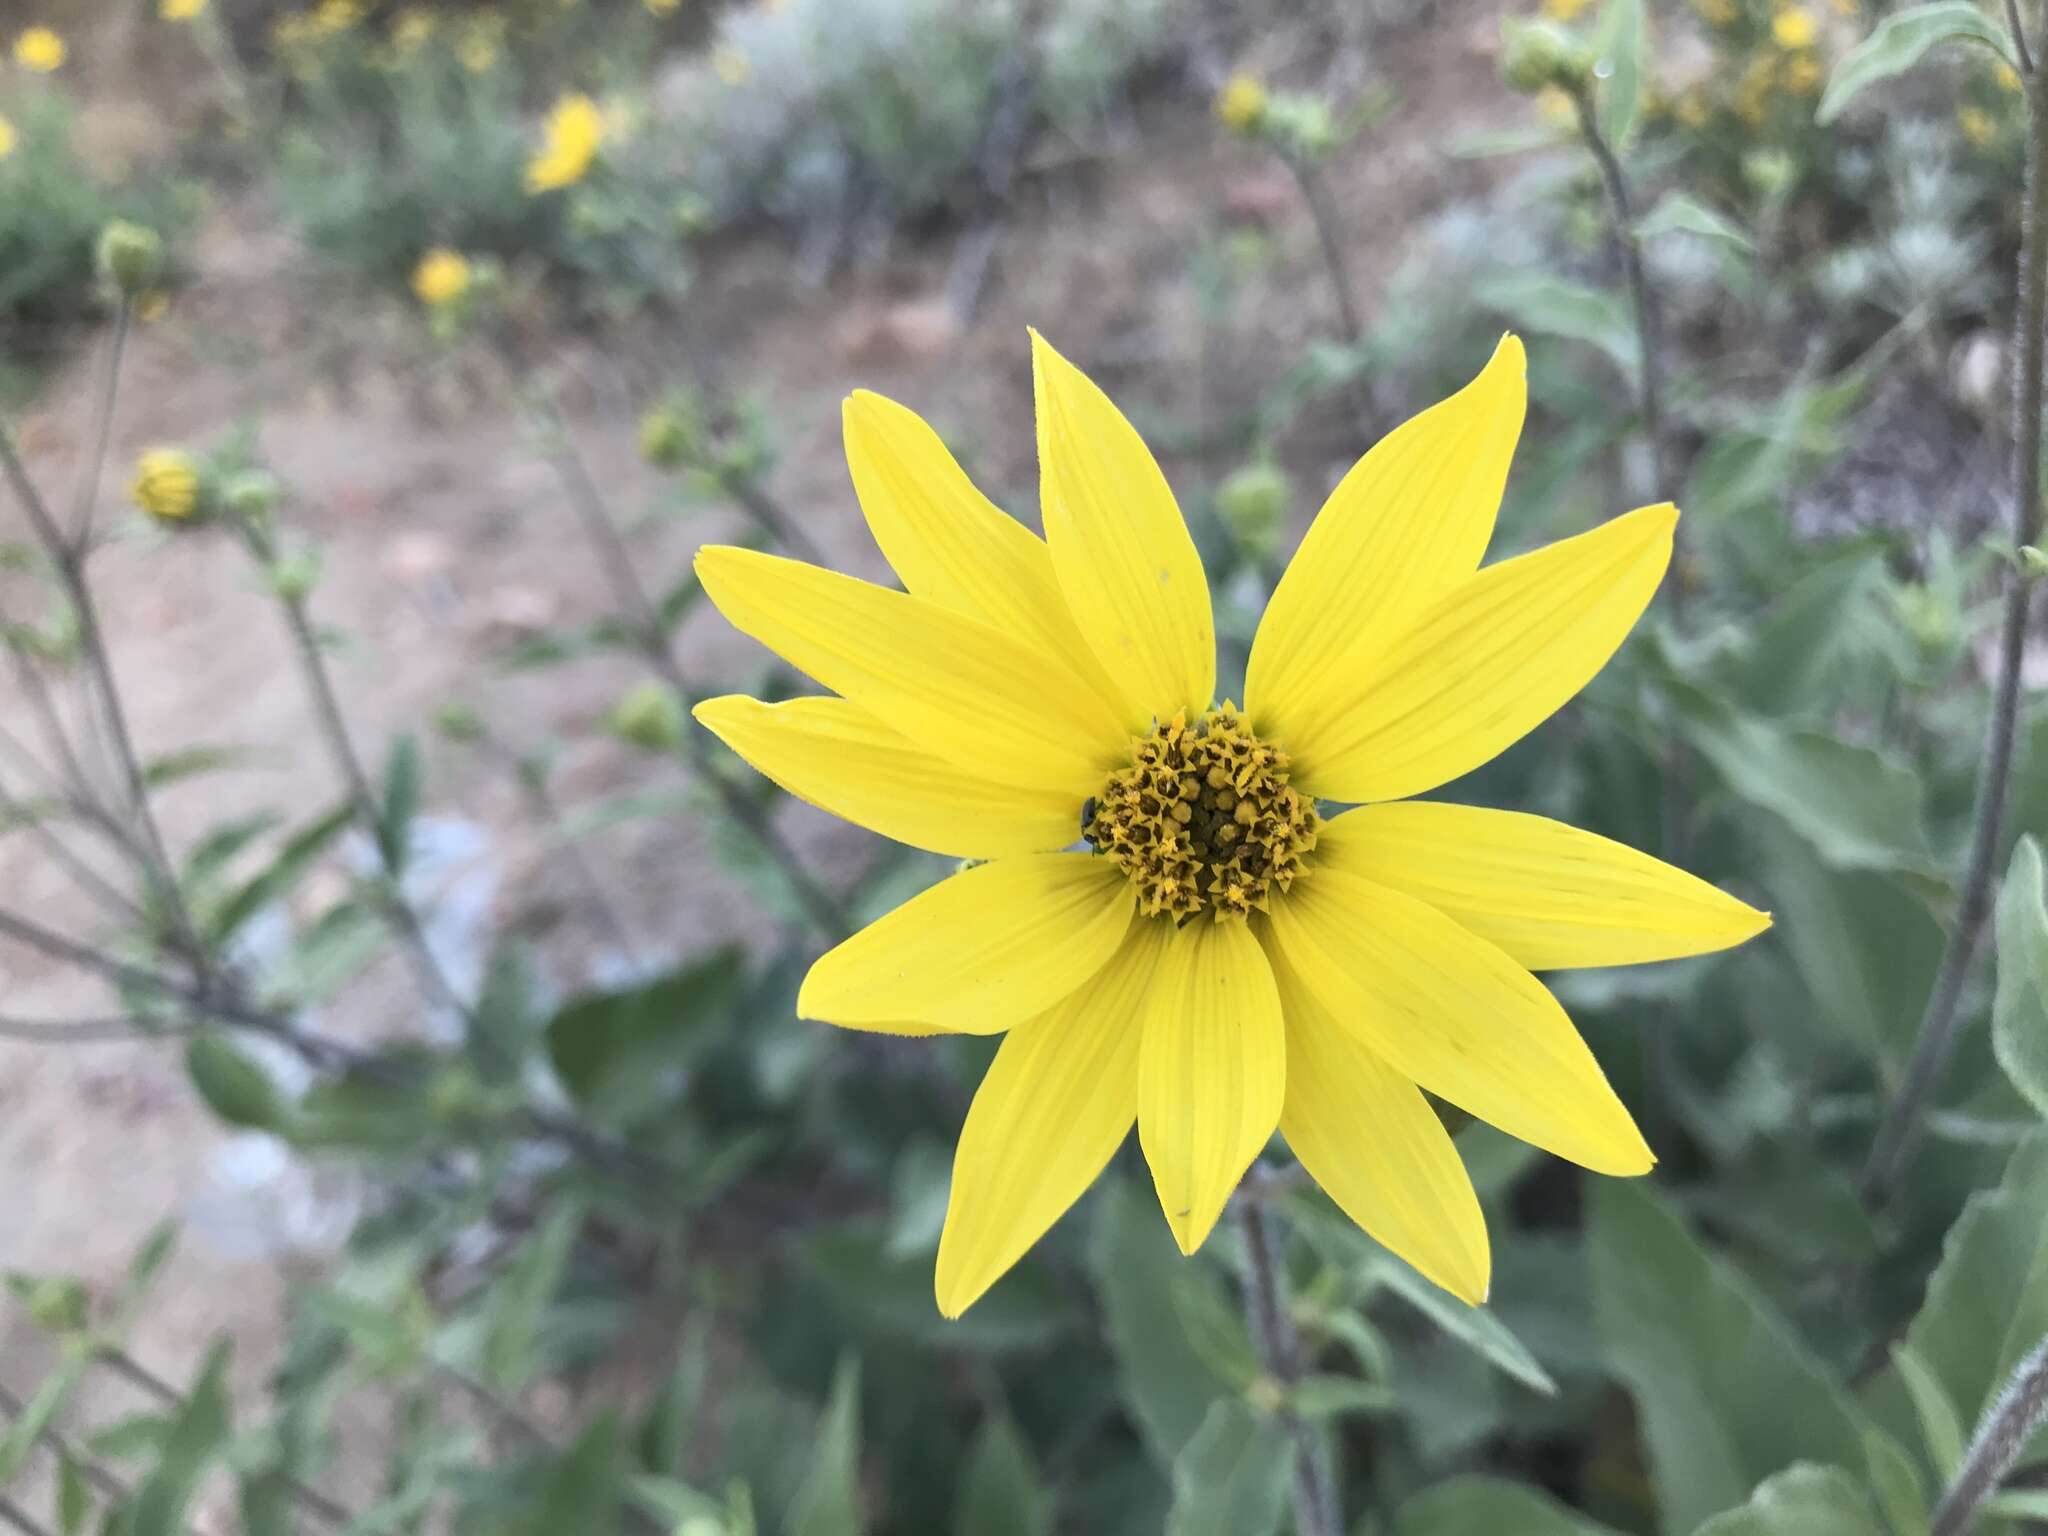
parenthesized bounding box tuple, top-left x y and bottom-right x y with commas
(788, 1357, 864, 1536)
(209, 801, 354, 942)
(953, 1415, 1051, 1536)
(377, 733, 422, 873)
(1817, 1, 2019, 123)
(0, 1359, 89, 1486)
(1994, 837, 2048, 1120)
(1890, 1343, 1965, 1479)
(1288, 1375, 1394, 1420)
(1591, 0, 1644, 144)
(1394, 1476, 1625, 1535)
(1475, 272, 1638, 377)
(57, 1451, 90, 1534)
(523, 1415, 622, 1536)
(1164, 1400, 1290, 1536)
(479, 1199, 582, 1391)
(1691, 1464, 1888, 1536)
(1862, 1427, 1930, 1536)
(184, 1034, 288, 1131)
(127, 1344, 233, 1536)
(1681, 705, 1938, 879)
(544, 948, 744, 1127)
(1637, 192, 1754, 252)
(141, 743, 262, 789)
(1589, 1181, 1869, 1534)
(1879, 1130, 2048, 1459)
(1985, 1489, 2048, 1520)
(802, 1224, 1075, 1354)
(630, 1475, 726, 1526)
(1086, 1179, 1233, 1464)
(639, 1314, 709, 1479)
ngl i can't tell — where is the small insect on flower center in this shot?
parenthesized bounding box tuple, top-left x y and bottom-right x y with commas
(1084, 703, 1320, 922)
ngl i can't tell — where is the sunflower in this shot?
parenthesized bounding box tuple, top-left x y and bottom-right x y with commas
(525, 92, 604, 194)
(693, 333, 1770, 1317)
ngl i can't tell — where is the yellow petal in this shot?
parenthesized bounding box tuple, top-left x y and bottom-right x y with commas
(1319, 803, 1773, 971)
(1137, 917, 1284, 1254)
(843, 391, 1138, 729)
(1031, 330, 1214, 725)
(695, 546, 1124, 796)
(693, 694, 1079, 859)
(1247, 336, 1525, 747)
(934, 921, 1170, 1316)
(1264, 868, 1653, 1176)
(1266, 933, 1490, 1303)
(798, 853, 1133, 1032)
(1286, 503, 1677, 803)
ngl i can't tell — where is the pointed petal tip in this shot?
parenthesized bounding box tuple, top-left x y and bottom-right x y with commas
(1488, 331, 1526, 373)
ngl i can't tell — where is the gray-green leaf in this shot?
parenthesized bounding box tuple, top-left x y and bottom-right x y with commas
(1817, 1, 2019, 123)
(1164, 1401, 1290, 1536)
(1993, 837, 2048, 1120)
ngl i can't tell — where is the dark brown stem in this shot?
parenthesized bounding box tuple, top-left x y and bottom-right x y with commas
(1281, 151, 1379, 436)
(1861, 68, 2048, 1203)
(1237, 1198, 1340, 1536)
(1931, 1340, 2048, 1536)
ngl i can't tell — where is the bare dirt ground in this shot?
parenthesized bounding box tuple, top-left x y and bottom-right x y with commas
(0, 9, 1517, 1508)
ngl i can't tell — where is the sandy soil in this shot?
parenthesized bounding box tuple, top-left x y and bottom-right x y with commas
(0, 9, 1516, 1511)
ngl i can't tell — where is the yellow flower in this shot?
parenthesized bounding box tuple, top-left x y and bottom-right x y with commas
(1213, 73, 1269, 133)
(1771, 6, 1817, 48)
(411, 247, 471, 307)
(13, 27, 66, 71)
(1543, 0, 1593, 19)
(309, 0, 361, 37)
(456, 25, 498, 72)
(389, 7, 435, 50)
(0, 114, 15, 159)
(692, 334, 1770, 1317)
(1959, 105, 1998, 145)
(1675, 88, 1710, 127)
(136, 290, 171, 323)
(1996, 61, 2024, 92)
(130, 448, 202, 522)
(1781, 50, 1822, 93)
(525, 91, 604, 193)
(713, 46, 751, 86)
(160, 0, 208, 18)
(645, 0, 681, 14)
(1535, 85, 1578, 126)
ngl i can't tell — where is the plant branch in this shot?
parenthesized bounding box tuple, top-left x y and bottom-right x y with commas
(531, 401, 852, 944)
(1861, 73, 2048, 1202)
(2009, 0, 2036, 80)
(1932, 1338, 2048, 1536)
(0, 1378, 132, 1507)
(68, 301, 132, 550)
(0, 1496, 55, 1536)
(1279, 150, 1378, 435)
(1237, 1198, 1340, 1536)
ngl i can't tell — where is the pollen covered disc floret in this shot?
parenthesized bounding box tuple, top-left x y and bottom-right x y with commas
(1085, 703, 1320, 921)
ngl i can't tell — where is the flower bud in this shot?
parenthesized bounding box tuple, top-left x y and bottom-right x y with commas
(434, 704, 487, 743)
(1215, 461, 1290, 563)
(639, 405, 694, 469)
(221, 467, 282, 522)
(1214, 73, 1270, 135)
(98, 220, 165, 296)
(610, 680, 685, 751)
(268, 549, 323, 603)
(22, 1277, 89, 1335)
(129, 447, 205, 524)
(1501, 19, 1590, 95)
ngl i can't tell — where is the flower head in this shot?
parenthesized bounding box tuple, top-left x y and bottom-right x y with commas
(130, 448, 203, 523)
(1214, 73, 1269, 133)
(456, 19, 499, 72)
(160, 0, 209, 20)
(0, 114, 16, 159)
(693, 333, 1771, 1316)
(1959, 104, 1998, 145)
(389, 7, 435, 51)
(1542, 0, 1593, 20)
(712, 46, 751, 86)
(411, 247, 471, 307)
(1770, 5, 1817, 48)
(525, 92, 604, 193)
(646, 0, 681, 14)
(1996, 60, 2024, 92)
(13, 27, 66, 71)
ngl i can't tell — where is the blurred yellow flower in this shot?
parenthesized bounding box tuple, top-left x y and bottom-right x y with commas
(130, 448, 201, 523)
(310, 0, 362, 37)
(1959, 105, 1998, 145)
(693, 334, 1767, 1316)
(1828, 0, 1858, 13)
(0, 114, 15, 159)
(1771, 6, 1817, 48)
(646, 0, 681, 12)
(1543, 0, 1593, 19)
(1675, 89, 1710, 127)
(1214, 73, 1269, 132)
(713, 46, 751, 85)
(411, 248, 472, 307)
(160, 0, 209, 18)
(526, 92, 604, 193)
(1535, 85, 1578, 127)
(390, 8, 435, 50)
(1781, 51, 1821, 93)
(136, 290, 172, 323)
(457, 23, 499, 72)
(1996, 61, 2024, 92)
(13, 27, 66, 72)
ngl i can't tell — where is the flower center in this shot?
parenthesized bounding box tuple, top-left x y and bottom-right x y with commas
(1084, 704, 1320, 922)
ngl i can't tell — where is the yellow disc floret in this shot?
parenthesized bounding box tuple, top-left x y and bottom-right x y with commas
(1086, 704, 1319, 922)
